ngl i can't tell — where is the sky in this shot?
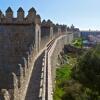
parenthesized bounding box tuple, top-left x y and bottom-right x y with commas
(0, 0, 100, 30)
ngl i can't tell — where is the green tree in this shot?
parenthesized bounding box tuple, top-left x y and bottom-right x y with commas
(72, 38, 83, 48)
(73, 45, 100, 98)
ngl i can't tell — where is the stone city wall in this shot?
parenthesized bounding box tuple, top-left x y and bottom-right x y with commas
(0, 7, 74, 100)
(48, 33, 73, 91)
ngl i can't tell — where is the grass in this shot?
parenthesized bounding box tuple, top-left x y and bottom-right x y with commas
(54, 65, 72, 100)
(53, 87, 65, 100)
(53, 53, 77, 100)
(56, 65, 72, 81)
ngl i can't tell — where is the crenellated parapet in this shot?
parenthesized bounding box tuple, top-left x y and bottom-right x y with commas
(41, 19, 53, 27)
(0, 7, 41, 24)
(17, 7, 24, 22)
(27, 7, 36, 23)
(0, 6, 71, 100)
(53, 24, 67, 35)
(0, 10, 4, 22)
(41, 19, 53, 37)
(35, 14, 41, 25)
(6, 7, 13, 23)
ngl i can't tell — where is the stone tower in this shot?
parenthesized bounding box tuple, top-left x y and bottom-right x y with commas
(35, 14, 41, 52)
(17, 7, 24, 21)
(6, 7, 13, 22)
(27, 7, 36, 22)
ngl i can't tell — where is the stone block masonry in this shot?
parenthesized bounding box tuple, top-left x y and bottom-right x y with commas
(48, 34, 73, 100)
(0, 7, 76, 100)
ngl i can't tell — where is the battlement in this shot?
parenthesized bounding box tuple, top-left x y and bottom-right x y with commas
(42, 19, 53, 27)
(0, 7, 41, 24)
(0, 6, 74, 100)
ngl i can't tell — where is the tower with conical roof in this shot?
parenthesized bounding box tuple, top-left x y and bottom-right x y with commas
(6, 7, 13, 22)
(27, 7, 36, 22)
(17, 7, 24, 21)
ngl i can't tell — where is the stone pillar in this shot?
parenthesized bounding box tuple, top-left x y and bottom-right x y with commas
(35, 14, 41, 52)
(11, 72, 19, 100)
(25, 52, 29, 68)
(16, 64, 23, 88)
(20, 57, 27, 77)
(5, 7, 13, 22)
(28, 46, 32, 55)
(39, 26, 41, 49)
(50, 26, 53, 39)
(65, 26, 68, 33)
(17, 7, 24, 22)
(58, 26, 61, 36)
(35, 24, 41, 52)
(28, 47, 31, 62)
(0, 10, 3, 23)
(35, 25, 38, 52)
(1, 89, 10, 100)
(27, 7, 36, 22)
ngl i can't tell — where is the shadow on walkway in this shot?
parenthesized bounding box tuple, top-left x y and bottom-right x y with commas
(25, 51, 44, 100)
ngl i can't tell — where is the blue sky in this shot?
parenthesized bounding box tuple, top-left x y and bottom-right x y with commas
(0, 0, 100, 30)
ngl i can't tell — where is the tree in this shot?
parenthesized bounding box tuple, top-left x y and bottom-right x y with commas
(73, 45, 100, 97)
(72, 38, 83, 48)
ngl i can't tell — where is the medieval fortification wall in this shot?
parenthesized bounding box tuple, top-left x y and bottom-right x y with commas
(0, 7, 69, 100)
(0, 7, 68, 100)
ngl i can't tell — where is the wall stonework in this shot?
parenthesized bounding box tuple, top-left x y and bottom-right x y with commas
(0, 7, 76, 100)
(48, 34, 73, 89)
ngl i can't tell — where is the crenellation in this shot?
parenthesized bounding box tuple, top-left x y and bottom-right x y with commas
(0, 7, 69, 100)
(41, 19, 53, 38)
(0, 10, 2, 22)
(35, 14, 41, 25)
(24, 51, 30, 69)
(20, 57, 27, 77)
(27, 7, 36, 23)
(57, 25, 62, 35)
(47, 19, 52, 26)
(0, 10, 4, 22)
(41, 19, 53, 27)
(1, 89, 10, 100)
(17, 7, 24, 22)
(5, 7, 13, 23)
(0, 7, 41, 24)
(42, 19, 46, 26)
(28, 46, 32, 55)
(16, 64, 23, 88)
(11, 72, 19, 100)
